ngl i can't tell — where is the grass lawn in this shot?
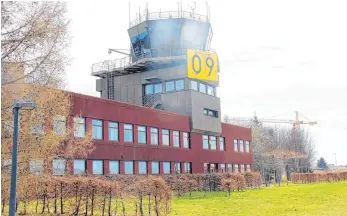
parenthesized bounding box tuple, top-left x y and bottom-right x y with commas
(171, 182, 347, 216)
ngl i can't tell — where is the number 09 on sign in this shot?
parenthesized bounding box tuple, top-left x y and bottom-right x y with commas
(187, 49, 219, 81)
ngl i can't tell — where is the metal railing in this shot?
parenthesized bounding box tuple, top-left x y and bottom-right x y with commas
(91, 45, 216, 76)
(129, 11, 209, 28)
(142, 93, 162, 108)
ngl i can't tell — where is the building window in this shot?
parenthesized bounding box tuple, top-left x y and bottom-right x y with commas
(220, 164, 226, 173)
(30, 114, 44, 135)
(163, 162, 171, 174)
(93, 160, 103, 175)
(125, 161, 134, 174)
(138, 161, 147, 175)
(190, 80, 198, 91)
(53, 115, 66, 135)
(92, 119, 103, 139)
(74, 159, 86, 175)
(53, 159, 66, 176)
(241, 164, 245, 173)
(173, 131, 180, 147)
(175, 79, 184, 90)
(210, 136, 217, 150)
(199, 83, 206, 93)
(145, 83, 162, 95)
(240, 140, 244, 152)
(234, 139, 238, 152)
(184, 162, 191, 174)
(247, 164, 251, 172)
(245, 141, 250, 153)
(220, 137, 225, 151)
(207, 85, 214, 96)
(74, 117, 85, 138)
(137, 126, 146, 144)
(151, 127, 158, 145)
(29, 160, 43, 174)
(152, 161, 159, 174)
(124, 124, 133, 142)
(227, 164, 232, 173)
(145, 84, 154, 95)
(162, 129, 169, 146)
(174, 162, 181, 174)
(109, 160, 119, 174)
(203, 135, 209, 149)
(203, 108, 218, 117)
(108, 122, 119, 141)
(154, 83, 162, 93)
(183, 132, 189, 148)
(234, 164, 239, 173)
(166, 81, 175, 92)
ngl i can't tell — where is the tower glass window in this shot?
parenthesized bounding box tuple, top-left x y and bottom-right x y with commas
(184, 162, 191, 174)
(234, 164, 239, 173)
(53, 159, 66, 176)
(166, 81, 175, 92)
(154, 83, 162, 93)
(190, 80, 198, 91)
(175, 79, 184, 90)
(199, 83, 206, 93)
(207, 86, 214, 96)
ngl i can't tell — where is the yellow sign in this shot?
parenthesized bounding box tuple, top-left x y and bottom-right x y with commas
(187, 49, 219, 81)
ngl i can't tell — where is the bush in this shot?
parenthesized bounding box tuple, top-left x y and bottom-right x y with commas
(291, 171, 347, 184)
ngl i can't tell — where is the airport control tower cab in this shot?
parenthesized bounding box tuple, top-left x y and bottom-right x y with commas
(91, 6, 221, 135)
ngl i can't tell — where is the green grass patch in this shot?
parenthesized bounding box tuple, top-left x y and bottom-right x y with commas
(171, 182, 347, 216)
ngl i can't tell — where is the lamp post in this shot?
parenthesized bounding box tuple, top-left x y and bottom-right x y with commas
(9, 101, 36, 216)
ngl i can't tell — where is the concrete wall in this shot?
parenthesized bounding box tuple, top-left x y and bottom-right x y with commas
(190, 90, 222, 135)
(94, 63, 222, 134)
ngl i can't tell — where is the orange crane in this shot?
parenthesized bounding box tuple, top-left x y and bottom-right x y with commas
(228, 111, 317, 127)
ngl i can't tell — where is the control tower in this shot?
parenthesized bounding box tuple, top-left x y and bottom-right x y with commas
(91, 7, 221, 135)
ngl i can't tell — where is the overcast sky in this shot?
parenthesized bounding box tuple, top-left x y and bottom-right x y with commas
(66, 0, 347, 165)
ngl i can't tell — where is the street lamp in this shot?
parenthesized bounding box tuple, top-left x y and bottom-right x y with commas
(9, 100, 36, 216)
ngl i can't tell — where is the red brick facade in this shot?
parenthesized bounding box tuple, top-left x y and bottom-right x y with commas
(69, 93, 253, 174)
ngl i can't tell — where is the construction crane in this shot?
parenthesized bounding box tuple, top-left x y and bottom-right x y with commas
(229, 111, 317, 127)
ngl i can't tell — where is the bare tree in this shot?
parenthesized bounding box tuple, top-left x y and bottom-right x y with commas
(1, 1, 70, 88)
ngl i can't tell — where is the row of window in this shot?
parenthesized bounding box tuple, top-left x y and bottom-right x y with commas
(144, 79, 184, 95)
(204, 163, 251, 173)
(74, 118, 190, 148)
(190, 80, 216, 96)
(233, 139, 251, 153)
(202, 135, 225, 151)
(74, 160, 191, 175)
